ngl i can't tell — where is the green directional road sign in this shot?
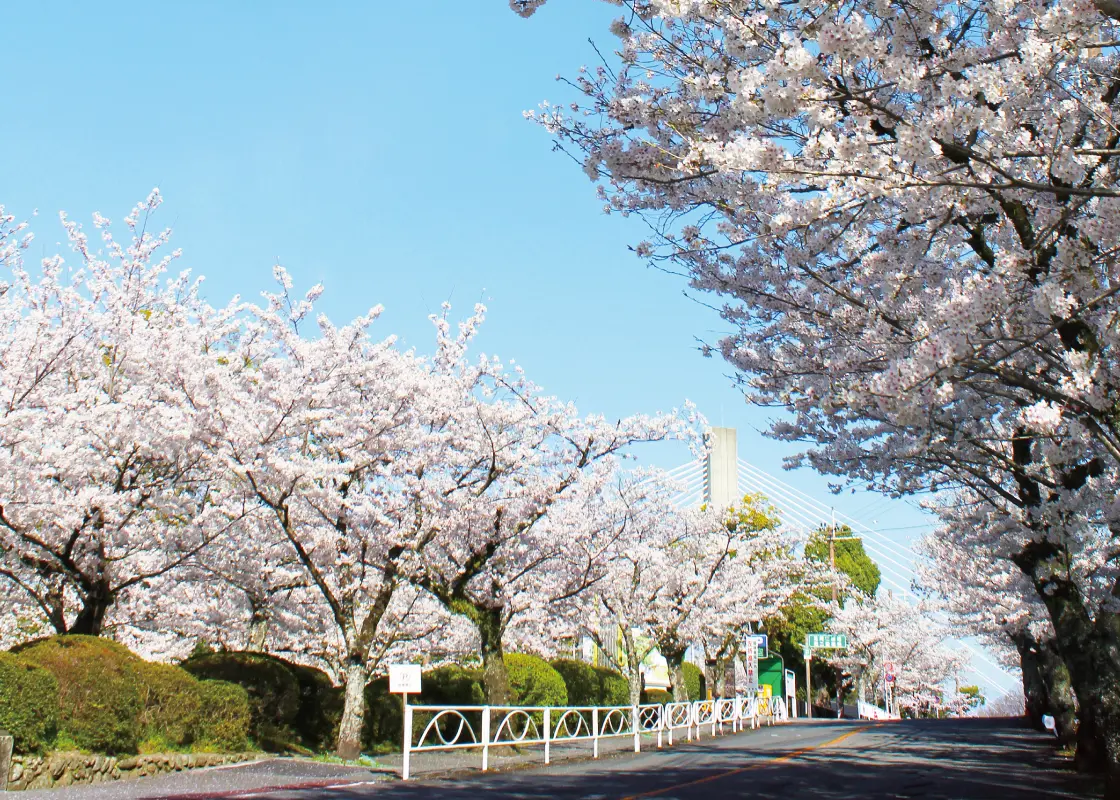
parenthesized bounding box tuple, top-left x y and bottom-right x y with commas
(806, 633, 848, 650)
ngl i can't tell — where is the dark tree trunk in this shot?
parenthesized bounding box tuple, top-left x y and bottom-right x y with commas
(1013, 632, 1047, 730)
(476, 607, 511, 705)
(1014, 541, 1118, 778)
(1036, 636, 1079, 750)
(68, 582, 113, 635)
(662, 646, 690, 703)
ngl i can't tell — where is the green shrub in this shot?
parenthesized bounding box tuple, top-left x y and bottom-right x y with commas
(286, 661, 344, 752)
(551, 660, 628, 706)
(593, 666, 629, 706)
(682, 662, 703, 701)
(642, 688, 672, 705)
(0, 651, 59, 753)
(182, 652, 300, 750)
(550, 659, 595, 705)
(135, 661, 203, 749)
(195, 680, 251, 751)
(506, 653, 567, 707)
(182, 651, 340, 752)
(15, 635, 141, 754)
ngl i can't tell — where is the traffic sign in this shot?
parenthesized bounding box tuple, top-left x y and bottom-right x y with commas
(389, 663, 422, 694)
(745, 633, 767, 657)
(805, 633, 848, 650)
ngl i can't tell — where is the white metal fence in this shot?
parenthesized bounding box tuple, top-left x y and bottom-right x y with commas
(402, 695, 791, 779)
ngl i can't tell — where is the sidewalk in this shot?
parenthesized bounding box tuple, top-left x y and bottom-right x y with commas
(3, 759, 392, 800)
(3, 723, 772, 799)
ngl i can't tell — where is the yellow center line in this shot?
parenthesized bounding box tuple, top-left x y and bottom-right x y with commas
(619, 725, 876, 800)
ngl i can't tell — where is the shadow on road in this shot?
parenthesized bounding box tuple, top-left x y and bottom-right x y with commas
(261, 718, 1100, 800)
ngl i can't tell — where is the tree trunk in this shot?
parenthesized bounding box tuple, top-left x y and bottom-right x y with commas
(336, 659, 369, 760)
(477, 608, 511, 705)
(1036, 636, 1079, 749)
(621, 628, 642, 706)
(69, 582, 113, 635)
(246, 607, 269, 652)
(1014, 542, 1119, 778)
(1013, 632, 1047, 731)
(663, 647, 690, 703)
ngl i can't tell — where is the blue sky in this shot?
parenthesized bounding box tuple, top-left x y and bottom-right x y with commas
(0, 0, 997, 686)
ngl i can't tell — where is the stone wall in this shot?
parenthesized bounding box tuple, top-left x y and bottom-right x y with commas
(7, 751, 255, 791)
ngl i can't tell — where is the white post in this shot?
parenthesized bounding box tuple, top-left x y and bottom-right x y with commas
(668, 712, 674, 747)
(657, 706, 663, 749)
(593, 708, 600, 759)
(544, 708, 551, 765)
(633, 706, 640, 753)
(482, 707, 491, 772)
(402, 699, 413, 781)
(806, 651, 812, 719)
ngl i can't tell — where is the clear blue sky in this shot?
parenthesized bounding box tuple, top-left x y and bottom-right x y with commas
(2, 0, 999, 686)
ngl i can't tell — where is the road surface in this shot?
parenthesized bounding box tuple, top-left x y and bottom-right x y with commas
(7, 718, 1098, 799)
(242, 718, 1099, 799)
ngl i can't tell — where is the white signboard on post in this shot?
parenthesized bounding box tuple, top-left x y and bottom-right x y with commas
(744, 643, 759, 696)
(389, 664, 422, 695)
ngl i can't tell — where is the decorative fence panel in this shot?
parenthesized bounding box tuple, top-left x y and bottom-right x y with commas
(402, 696, 793, 779)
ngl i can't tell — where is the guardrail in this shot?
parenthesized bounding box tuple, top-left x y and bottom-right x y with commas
(402, 695, 790, 779)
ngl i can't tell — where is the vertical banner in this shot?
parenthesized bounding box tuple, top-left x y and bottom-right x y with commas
(744, 643, 759, 696)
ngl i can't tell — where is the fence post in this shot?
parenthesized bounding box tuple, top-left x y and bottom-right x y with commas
(544, 708, 551, 765)
(592, 708, 600, 759)
(657, 705, 663, 749)
(482, 707, 491, 772)
(402, 703, 413, 781)
(632, 706, 640, 753)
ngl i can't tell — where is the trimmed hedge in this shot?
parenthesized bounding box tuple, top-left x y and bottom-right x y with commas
(0, 651, 59, 753)
(642, 688, 672, 705)
(136, 661, 203, 749)
(195, 680, 252, 751)
(286, 660, 344, 751)
(550, 659, 627, 706)
(682, 662, 703, 701)
(16, 635, 143, 754)
(134, 661, 250, 751)
(12, 636, 251, 755)
(506, 653, 567, 707)
(182, 651, 340, 752)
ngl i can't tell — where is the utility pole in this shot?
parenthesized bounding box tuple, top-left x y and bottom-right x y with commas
(829, 509, 837, 604)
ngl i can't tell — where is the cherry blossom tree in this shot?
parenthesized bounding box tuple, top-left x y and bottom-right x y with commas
(514, 0, 1120, 778)
(400, 307, 699, 704)
(828, 593, 967, 715)
(920, 493, 1099, 749)
(0, 194, 242, 636)
(204, 269, 460, 758)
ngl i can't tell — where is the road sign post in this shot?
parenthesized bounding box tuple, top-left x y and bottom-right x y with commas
(803, 634, 848, 719)
(390, 664, 422, 780)
(804, 647, 812, 719)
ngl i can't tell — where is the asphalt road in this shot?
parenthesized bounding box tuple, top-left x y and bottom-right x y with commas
(245, 718, 1099, 800)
